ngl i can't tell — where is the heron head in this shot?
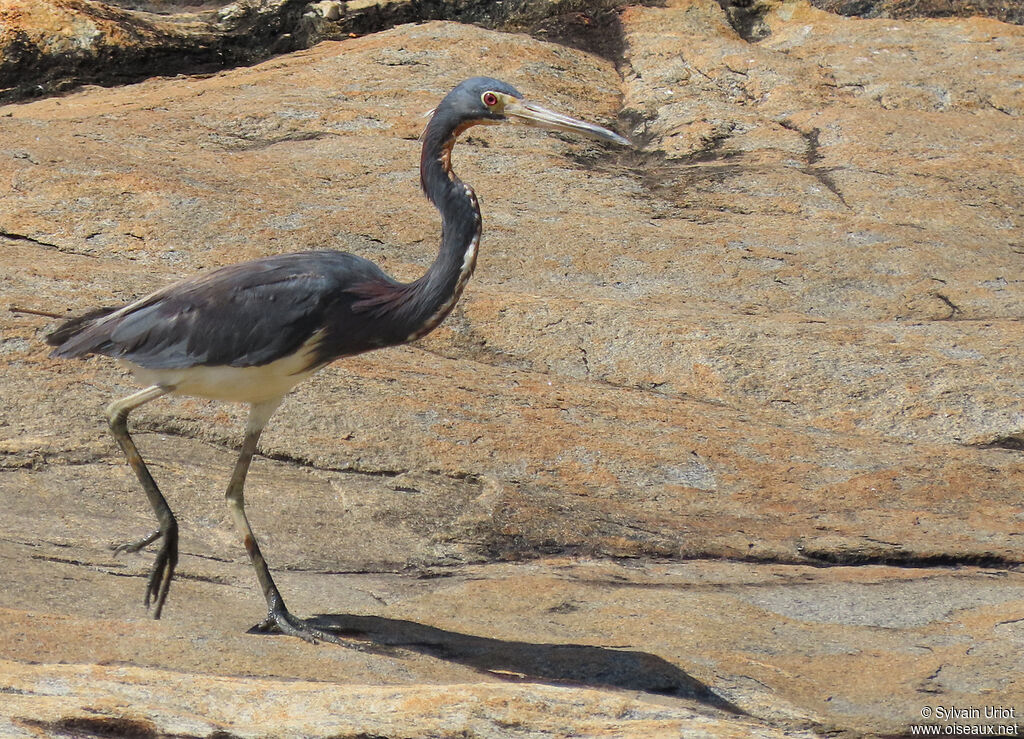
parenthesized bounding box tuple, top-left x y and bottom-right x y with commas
(436, 76, 631, 146)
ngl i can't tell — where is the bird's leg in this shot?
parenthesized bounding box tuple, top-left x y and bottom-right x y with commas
(105, 385, 178, 619)
(227, 399, 345, 645)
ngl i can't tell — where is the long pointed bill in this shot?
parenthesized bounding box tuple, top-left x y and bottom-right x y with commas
(504, 99, 632, 146)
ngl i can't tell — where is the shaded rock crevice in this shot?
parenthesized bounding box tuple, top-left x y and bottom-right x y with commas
(0, 0, 313, 104)
(0, 231, 100, 259)
(20, 716, 171, 739)
(715, 0, 1024, 42)
(811, 0, 1024, 25)
(714, 0, 776, 41)
(970, 434, 1024, 451)
(776, 119, 849, 207)
(797, 547, 1023, 570)
(0, 229, 61, 250)
(369, 0, 633, 63)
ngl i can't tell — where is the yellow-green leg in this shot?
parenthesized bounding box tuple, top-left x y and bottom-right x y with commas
(228, 399, 345, 644)
(105, 385, 177, 619)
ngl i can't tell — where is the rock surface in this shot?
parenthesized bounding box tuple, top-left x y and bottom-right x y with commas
(0, 0, 628, 103)
(14, 0, 1017, 108)
(1, 2, 1023, 737)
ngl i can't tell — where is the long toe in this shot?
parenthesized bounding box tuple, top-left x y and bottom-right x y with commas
(144, 522, 178, 619)
(250, 608, 351, 646)
(112, 528, 163, 555)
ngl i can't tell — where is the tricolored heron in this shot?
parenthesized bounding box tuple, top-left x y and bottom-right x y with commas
(48, 77, 631, 643)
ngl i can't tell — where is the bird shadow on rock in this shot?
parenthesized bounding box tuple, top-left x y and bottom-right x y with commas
(303, 613, 743, 714)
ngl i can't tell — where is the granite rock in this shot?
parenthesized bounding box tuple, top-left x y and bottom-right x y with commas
(1, 4, 1023, 737)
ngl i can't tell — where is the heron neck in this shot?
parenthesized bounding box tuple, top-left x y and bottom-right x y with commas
(406, 127, 482, 340)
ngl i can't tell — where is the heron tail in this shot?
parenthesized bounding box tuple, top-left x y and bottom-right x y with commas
(46, 307, 119, 350)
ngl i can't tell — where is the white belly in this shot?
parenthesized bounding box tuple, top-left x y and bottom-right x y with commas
(123, 336, 323, 404)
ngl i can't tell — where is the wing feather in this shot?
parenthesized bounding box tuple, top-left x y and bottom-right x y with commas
(50, 251, 392, 370)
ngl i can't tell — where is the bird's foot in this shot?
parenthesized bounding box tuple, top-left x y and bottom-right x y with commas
(113, 520, 178, 620)
(109, 521, 178, 619)
(143, 522, 178, 620)
(250, 607, 348, 645)
(111, 528, 162, 555)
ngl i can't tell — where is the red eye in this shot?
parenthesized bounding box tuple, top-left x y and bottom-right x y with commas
(482, 92, 498, 107)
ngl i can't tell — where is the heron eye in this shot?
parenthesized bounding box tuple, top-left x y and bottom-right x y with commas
(482, 92, 499, 107)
